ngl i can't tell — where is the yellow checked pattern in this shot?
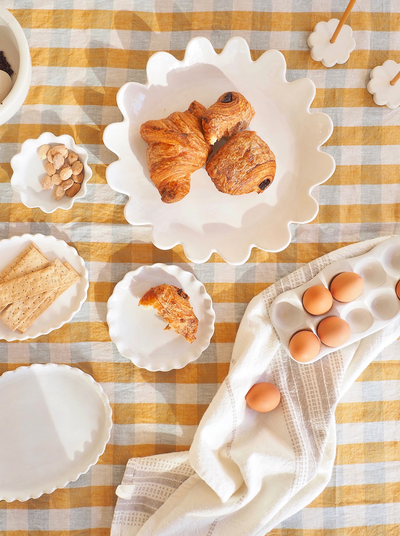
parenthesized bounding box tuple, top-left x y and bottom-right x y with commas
(0, 1, 399, 534)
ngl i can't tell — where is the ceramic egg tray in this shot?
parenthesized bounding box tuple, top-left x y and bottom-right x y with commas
(270, 236, 400, 364)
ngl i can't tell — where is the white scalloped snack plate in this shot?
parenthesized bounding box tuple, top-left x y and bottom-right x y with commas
(10, 132, 92, 213)
(107, 263, 215, 371)
(0, 234, 88, 341)
(103, 37, 335, 265)
(0, 363, 112, 502)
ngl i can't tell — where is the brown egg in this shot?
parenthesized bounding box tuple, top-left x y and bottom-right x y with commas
(317, 316, 351, 348)
(302, 285, 333, 315)
(330, 272, 363, 303)
(396, 280, 400, 300)
(289, 330, 321, 362)
(245, 382, 281, 413)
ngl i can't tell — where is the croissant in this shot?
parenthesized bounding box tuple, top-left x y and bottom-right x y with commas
(201, 91, 255, 145)
(140, 101, 210, 203)
(206, 131, 276, 195)
(139, 284, 198, 343)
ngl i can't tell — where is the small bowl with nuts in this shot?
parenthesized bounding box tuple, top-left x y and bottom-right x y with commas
(10, 132, 92, 213)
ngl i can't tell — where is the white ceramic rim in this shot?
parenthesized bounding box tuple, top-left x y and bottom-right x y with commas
(0, 233, 89, 341)
(0, 363, 113, 502)
(106, 263, 216, 371)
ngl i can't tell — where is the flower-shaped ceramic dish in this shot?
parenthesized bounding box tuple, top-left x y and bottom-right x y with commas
(0, 363, 112, 502)
(0, 234, 88, 341)
(103, 37, 335, 265)
(0, 6, 32, 125)
(308, 19, 356, 68)
(10, 132, 92, 213)
(367, 60, 400, 109)
(107, 263, 215, 372)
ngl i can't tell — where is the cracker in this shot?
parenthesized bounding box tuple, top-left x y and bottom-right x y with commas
(0, 259, 69, 331)
(0, 262, 64, 309)
(17, 261, 81, 333)
(0, 243, 48, 282)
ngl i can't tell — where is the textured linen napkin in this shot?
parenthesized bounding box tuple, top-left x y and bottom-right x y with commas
(111, 236, 400, 536)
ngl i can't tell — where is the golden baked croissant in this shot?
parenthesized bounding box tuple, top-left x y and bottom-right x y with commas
(140, 101, 210, 203)
(139, 284, 198, 343)
(206, 131, 276, 195)
(201, 91, 255, 145)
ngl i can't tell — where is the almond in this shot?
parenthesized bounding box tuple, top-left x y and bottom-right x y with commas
(65, 182, 81, 197)
(60, 166, 72, 181)
(45, 162, 56, 176)
(40, 175, 53, 189)
(54, 185, 65, 200)
(38, 144, 51, 160)
(71, 160, 83, 175)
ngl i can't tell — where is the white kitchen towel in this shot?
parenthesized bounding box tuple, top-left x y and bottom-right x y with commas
(111, 236, 400, 536)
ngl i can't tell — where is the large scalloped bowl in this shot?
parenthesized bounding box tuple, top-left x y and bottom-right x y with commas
(103, 37, 335, 265)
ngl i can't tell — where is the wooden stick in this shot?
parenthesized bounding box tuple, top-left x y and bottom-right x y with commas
(390, 69, 400, 86)
(330, 0, 357, 43)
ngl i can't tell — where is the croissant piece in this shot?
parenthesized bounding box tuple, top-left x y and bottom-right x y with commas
(140, 101, 210, 203)
(139, 284, 198, 343)
(201, 92, 255, 145)
(206, 131, 276, 195)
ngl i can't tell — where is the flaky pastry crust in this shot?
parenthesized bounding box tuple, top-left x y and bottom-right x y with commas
(206, 131, 276, 195)
(201, 92, 255, 145)
(139, 284, 198, 343)
(140, 101, 210, 203)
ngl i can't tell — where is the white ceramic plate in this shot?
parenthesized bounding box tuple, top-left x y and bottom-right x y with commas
(107, 264, 215, 371)
(10, 132, 92, 213)
(0, 364, 112, 502)
(0, 234, 88, 341)
(103, 37, 335, 265)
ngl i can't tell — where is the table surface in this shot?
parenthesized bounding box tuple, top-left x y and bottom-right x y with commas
(1, 1, 400, 535)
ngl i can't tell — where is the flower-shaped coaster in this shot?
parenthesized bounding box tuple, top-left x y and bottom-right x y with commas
(308, 19, 356, 68)
(367, 60, 400, 109)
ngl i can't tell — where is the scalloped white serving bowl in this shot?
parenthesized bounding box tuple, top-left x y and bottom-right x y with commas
(0, 363, 112, 502)
(0, 234, 88, 341)
(107, 263, 215, 372)
(10, 132, 93, 213)
(103, 37, 335, 265)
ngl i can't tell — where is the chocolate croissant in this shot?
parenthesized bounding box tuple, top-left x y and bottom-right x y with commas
(140, 101, 210, 203)
(206, 131, 276, 195)
(201, 92, 255, 145)
(139, 284, 198, 343)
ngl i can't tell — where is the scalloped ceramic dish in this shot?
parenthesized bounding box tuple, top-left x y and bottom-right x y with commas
(107, 264, 215, 371)
(0, 234, 88, 341)
(103, 37, 335, 265)
(0, 364, 112, 502)
(10, 132, 92, 213)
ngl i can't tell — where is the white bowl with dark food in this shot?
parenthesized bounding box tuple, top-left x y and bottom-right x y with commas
(0, 6, 31, 125)
(10, 132, 93, 213)
(103, 36, 335, 265)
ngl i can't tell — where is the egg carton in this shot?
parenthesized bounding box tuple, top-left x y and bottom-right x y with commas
(270, 236, 400, 364)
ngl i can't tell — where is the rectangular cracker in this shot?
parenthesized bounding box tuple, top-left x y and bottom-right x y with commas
(0, 243, 48, 282)
(0, 259, 69, 331)
(17, 261, 81, 333)
(0, 261, 64, 309)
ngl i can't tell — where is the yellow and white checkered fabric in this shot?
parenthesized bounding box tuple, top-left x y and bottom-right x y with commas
(0, 0, 399, 534)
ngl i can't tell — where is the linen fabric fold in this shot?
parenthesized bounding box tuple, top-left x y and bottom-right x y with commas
(111, 236, 400, 536)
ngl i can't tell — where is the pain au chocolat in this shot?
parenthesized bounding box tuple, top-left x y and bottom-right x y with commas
(201, 91, 255, 145)
(206, 130, 276, 195)
(139, 284, 198, 343)
(140, 101, 210, 203)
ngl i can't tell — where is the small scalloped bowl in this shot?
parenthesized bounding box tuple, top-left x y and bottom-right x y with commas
(10, 132, 92, 213)
(107, 264, 215, 372)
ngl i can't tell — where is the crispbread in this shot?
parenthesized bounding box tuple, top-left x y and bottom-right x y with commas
(0, 243, 49, 282)
(0, 262, 64, 309)
(17, 261, 81, 333)
(0, 259, 69, 331)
